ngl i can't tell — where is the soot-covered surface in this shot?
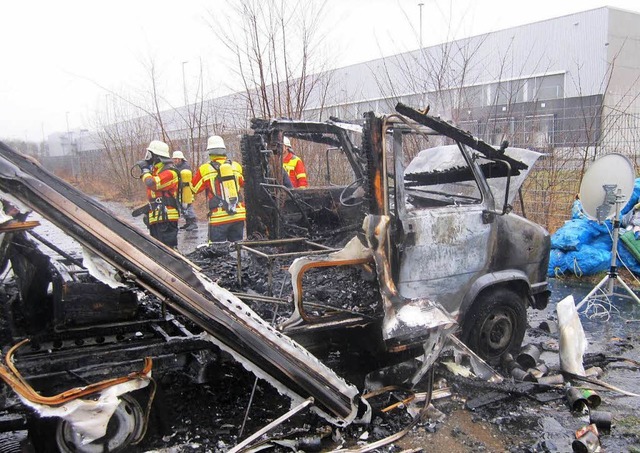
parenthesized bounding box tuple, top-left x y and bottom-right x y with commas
(133, 245, 640, 453)
(9, 218, 640, 452)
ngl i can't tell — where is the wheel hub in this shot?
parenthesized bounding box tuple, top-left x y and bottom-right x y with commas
(56, 394, 144, 453)
(480, 311, 514, 354)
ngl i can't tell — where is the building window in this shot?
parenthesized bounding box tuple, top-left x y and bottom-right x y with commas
(484, 117, 513, 146)
(534, 74, 564, 101)
(460, 86, 483, 109)
(524, 114, 555, 148)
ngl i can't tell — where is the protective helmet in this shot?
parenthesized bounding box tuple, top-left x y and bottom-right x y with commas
(283, 136, 292, 148)
(207, 135, 226, 154)
(146, 140, 170, 158)
(172, 151, 185, 160)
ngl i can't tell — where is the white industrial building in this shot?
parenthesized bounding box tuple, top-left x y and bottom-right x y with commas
(304, 6, 640, 153)
(65, 6, 639, 161)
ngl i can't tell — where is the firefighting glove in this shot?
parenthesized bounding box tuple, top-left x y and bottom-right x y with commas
(135, 160, 151, 172)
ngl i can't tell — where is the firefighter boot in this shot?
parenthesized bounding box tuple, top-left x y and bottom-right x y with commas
(184, 220, 198, 231)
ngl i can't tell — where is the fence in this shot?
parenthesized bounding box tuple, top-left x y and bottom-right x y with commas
(520, 108, 640, 233)
(38, 106, 640, 236)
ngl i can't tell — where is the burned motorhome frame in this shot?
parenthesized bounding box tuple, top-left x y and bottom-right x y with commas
(0, 102, 549, 450)
(0, 140, 364, 446)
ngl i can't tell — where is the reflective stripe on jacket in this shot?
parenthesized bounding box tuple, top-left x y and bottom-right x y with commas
(192, 156, 246, 225)
(283, 151, 308, 188)
(142, 163, 180, 224)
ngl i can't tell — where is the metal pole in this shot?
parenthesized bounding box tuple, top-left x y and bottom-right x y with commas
(228, 397, 314, 453)
(66, 111, 76, 178)
(419, 3, 424, 49)
(65, 111, 71, 156)
(182, 61, 191, 153)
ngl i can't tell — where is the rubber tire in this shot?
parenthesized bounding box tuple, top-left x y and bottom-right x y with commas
(461, 287, 527, 363)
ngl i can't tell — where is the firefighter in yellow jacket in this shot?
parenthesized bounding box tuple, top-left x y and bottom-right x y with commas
(192, 135, 246, 243)
(138, 140, 180, 248)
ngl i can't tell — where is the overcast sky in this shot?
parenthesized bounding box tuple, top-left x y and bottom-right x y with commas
(2, 0, 639, 141)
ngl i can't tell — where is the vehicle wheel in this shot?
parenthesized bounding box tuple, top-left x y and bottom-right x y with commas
(461, 287, 527, 363)
(55, 394, 145, 453)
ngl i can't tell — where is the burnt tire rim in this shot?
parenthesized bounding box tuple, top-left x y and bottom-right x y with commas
(479, 308, 515, 356)
(56, 394, 144, 453)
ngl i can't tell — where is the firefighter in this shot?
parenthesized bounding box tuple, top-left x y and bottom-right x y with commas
(172, 150, 198, 231)
(192, 135, 246, 243)
(138, 140, 180, 248)
(282, 136, 308, 188)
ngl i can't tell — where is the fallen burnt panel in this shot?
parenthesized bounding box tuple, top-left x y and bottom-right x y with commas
(0, 141, 363, 426)
(51, 276, 138, 329)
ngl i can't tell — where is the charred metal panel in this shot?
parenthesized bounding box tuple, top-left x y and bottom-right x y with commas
(7, 233, 52, 334)
(362, 215, 456, 353)
(362, 112, 386, 215)
(397, 206, 493, 316)
(242, 134, 279, 237)
(0, 141, 362, 426)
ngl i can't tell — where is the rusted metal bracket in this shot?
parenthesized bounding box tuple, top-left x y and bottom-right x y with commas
(281, 236, 373, 329)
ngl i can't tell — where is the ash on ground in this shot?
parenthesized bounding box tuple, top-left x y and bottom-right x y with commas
(133, 247, 640, 453)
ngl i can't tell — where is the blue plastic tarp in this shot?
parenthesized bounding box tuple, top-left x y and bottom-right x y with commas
(548, 178, 640, 277)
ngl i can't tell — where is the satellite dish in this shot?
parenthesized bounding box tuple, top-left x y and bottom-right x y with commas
(579, 153, 635, 222)
(576, 153, 640, 311)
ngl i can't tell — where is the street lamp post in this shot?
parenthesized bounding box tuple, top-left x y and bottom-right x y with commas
(65, 111, 71, 155)
(418, 3, 424, 49)
(182, 61, 191, 154)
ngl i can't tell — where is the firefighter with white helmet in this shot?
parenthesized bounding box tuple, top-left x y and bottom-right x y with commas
(136, 140, 180, 248)
(282, 136, 308, 188)
(172, 150, 198, 231)
(192, 135, 246, 243)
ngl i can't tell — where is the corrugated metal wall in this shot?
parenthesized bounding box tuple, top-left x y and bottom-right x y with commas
(307, 7, 614, 114)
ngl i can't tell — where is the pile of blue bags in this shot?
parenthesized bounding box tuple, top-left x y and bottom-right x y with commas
(548, 179, 640, 277)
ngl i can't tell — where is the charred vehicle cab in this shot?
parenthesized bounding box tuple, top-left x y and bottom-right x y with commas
(241, 103, 550, 362)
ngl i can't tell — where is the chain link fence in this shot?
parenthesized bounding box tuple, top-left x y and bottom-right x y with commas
(39, 103, 639, 236)
(519, 107, 640, 233)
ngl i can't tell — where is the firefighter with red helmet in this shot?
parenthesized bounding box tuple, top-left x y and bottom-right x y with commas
(192, 135, 246, 243)
(282, 136, 308, 188)
(137, 140, 180, 248)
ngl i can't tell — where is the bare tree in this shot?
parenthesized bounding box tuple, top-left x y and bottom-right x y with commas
(209, 0, 333, 120)
(90, 94, 156, 200)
